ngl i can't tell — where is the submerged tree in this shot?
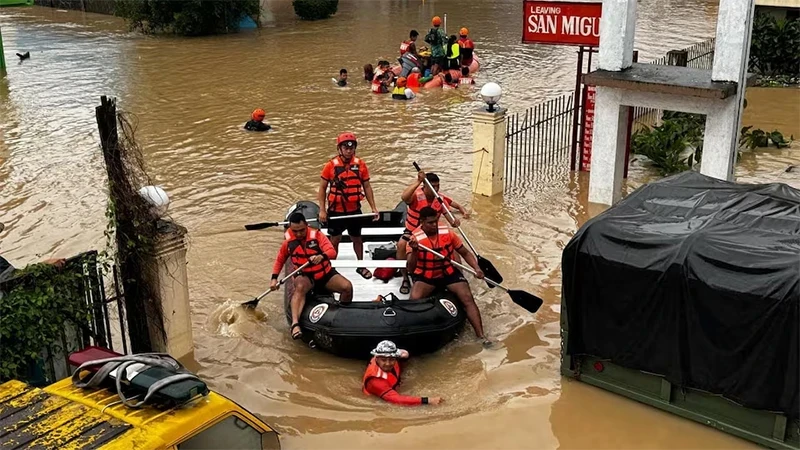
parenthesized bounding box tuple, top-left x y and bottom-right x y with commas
(116, 0, 260, 36)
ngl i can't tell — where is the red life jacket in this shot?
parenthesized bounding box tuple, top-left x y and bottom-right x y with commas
(405, 188, 448, 232)
(284, 228, 332, 281)
(371, 79, 385, 94)
(327, 156, 366, 213)
(459, 77, 475, 85)
(412, 225, 456, 279)
(400, 40, 413, 55)
(458, 38, 475, 64)
(362, 357, 401, 396)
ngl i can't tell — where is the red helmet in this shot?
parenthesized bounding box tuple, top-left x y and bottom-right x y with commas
(337, 132, 357, 146)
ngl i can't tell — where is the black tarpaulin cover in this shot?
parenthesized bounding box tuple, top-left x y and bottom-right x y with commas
(562, 171, 799, 417)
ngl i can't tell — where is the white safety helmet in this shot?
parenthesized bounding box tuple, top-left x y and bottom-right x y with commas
(370, 340, 404, 358)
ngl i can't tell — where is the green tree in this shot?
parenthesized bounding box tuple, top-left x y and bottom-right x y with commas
(749, 12, 800, 78)
(116, 0, 260, 36)
(292, 0, 338, 20)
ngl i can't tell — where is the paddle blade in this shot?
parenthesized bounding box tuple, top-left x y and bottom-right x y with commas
(478, 256, 503, 288)
(244, 222, 278, 231)
(241, 298, 259, 309)
(507, 289, 543, 313)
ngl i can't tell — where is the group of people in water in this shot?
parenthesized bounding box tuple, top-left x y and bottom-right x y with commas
(243, 16, 477, 130)
(266, 131, 489, 405)
(361, 16, 477, 98)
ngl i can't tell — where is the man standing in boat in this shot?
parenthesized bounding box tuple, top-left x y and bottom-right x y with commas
(317, 132, 379, 280)
(270, 213, 353, 340)
(406, 207, 489, 345)
(397, 170, 469, 295)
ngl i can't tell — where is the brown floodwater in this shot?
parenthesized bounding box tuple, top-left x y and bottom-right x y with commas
(0, 1, 795, 448)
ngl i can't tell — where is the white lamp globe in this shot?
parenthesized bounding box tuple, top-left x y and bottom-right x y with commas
(139, 185, 170, 218)
(479, 82, 503, 112)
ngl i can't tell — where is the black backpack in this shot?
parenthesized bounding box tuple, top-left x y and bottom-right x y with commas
(424, 28, 437, 45)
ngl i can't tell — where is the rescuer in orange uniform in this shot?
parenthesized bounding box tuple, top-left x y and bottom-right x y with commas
(363, 340, 443, 406)
(270, 213, 353, 340)
(406, 207, 488, 343)
(397, 170, 469, 294)
(317, 132, 379, 280)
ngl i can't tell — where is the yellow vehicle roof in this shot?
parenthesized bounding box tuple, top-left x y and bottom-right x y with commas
(0, 378, 272, 450)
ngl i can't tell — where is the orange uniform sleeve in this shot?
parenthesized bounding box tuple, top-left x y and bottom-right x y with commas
(440, 194, 453, 208)
(321, 161, 334, 181)
(317, 232, 338, 260)
(450, 230, 463, 250)
(272, 241, 290, 278)
(359, 160, 370, 182)
(365, 378, 425, 406)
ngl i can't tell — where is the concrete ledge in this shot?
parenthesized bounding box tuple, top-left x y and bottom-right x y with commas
(583, 64, 756, 100)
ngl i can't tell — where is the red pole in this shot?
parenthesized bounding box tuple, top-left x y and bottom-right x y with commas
(570, 47, 585, 172)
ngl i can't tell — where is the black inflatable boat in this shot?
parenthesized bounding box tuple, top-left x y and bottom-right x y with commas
(282, 201, 466, 359)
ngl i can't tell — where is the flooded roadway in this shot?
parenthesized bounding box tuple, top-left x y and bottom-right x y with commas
(1, 0, 797, 447)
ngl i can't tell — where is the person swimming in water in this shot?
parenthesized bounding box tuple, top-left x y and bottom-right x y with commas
(244, 108, 271, 132)
(336, 68, 348, 87)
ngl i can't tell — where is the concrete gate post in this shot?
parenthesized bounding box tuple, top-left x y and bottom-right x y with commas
(146, 220, 194, 360)
(472, 108, 507, 197)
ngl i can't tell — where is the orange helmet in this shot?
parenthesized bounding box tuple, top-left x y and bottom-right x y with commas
(460, 27, 468, 36)
(432, 16, 442, 26)
(251, 108, 266, 121)
(337, 132, 358, 146)
(396, 77, 407, 88)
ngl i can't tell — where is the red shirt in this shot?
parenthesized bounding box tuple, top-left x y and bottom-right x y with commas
(365, 378, 424, 405)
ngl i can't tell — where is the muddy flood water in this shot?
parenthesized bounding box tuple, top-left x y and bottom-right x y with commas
(1, 0, 799, 448)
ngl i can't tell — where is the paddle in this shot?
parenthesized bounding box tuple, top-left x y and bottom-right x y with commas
(241, 262, 310, 308)
(244, 212, 377, 231)
(412, 162, 504, 288)
(413, 241, 543, 314)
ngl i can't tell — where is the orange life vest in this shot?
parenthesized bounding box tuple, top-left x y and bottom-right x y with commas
(327, 156, 366, 213)
(362, 357, 402, 396)
(285, 228, 332, 281)
(407, 73, 421, 89)
(405, 188, 447, 232)
(412, 225, 457, 279)
(459, 77, 475, 85)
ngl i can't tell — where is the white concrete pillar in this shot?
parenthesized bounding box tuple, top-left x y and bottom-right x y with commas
(472, 108, 506, 197)
(146, 221, 194, 360)
(712, 0, 755, 82)
(598, 0, 637, 71)
(588, 87, 630, 205)
(701, 98, 739, 180)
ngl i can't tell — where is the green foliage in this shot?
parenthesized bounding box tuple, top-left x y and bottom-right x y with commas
(0, 259, 92, 382)
(115, 0, 260, 36)
(633, 111, 705, 175)
(740, 126, 795, 149)
(749, 12, 800, 79)
(292, 0, 338, 20)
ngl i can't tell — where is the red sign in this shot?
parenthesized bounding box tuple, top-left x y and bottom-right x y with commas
(522, 1, 602, 46)
(580, 85, 596, 172)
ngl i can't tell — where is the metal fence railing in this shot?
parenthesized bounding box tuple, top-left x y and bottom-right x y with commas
(504, 92, 574, 186)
